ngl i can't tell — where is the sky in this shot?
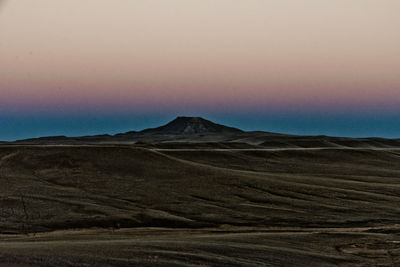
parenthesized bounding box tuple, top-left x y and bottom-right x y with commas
(0, 0, 399, 140)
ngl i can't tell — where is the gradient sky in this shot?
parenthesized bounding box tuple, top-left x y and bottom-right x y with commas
(0, 0, 399, 140)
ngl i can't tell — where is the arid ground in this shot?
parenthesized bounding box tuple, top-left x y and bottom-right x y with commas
(0, 144, 399, 266)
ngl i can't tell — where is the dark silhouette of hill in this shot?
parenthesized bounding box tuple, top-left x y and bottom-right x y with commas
(140, 116, 243, 135)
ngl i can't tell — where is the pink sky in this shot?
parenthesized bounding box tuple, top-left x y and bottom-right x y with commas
(1, 0, 399, 114)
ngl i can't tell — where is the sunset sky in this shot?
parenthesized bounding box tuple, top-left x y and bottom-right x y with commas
(0, 0, 399, 140)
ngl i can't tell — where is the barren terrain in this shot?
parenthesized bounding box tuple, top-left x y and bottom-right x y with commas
(0, 144, 399, 266)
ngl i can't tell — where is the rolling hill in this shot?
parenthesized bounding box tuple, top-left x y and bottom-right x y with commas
(0, 117, 399, 265)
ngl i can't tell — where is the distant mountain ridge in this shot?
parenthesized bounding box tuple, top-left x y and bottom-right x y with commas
(8, 116, 400, 149)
